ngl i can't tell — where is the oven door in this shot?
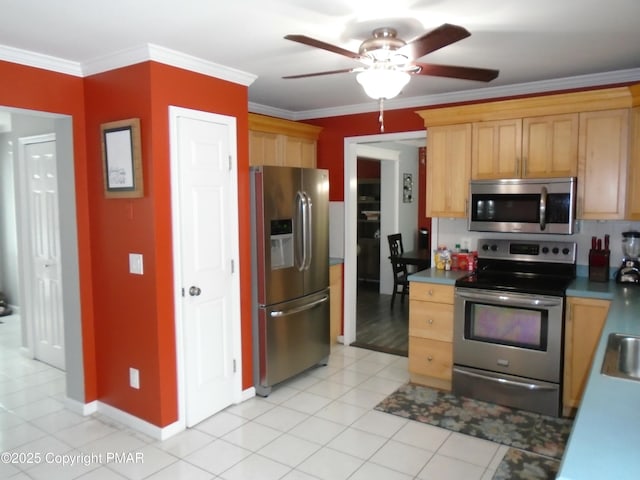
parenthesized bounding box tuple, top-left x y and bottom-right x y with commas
(453, 287, 564, 383)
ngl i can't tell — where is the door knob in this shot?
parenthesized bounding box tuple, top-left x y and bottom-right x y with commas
(189, 286, 201, 296)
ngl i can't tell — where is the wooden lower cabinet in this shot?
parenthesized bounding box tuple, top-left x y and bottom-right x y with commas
(563, 296, 610, 415)
(408, 282, 454, 390)
(409, 337, 452, 389)
(329, 263, 343, 348)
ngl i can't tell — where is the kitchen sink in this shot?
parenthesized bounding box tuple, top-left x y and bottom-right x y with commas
(601, 333, 640, 381)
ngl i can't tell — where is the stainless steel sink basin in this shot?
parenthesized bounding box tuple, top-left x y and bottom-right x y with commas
(601, 333, 640, 381)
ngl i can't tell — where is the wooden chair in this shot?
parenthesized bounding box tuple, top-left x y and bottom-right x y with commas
(387, 234, 409, 308)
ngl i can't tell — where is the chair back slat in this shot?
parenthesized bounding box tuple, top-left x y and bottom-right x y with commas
(386, 233, 409, 308)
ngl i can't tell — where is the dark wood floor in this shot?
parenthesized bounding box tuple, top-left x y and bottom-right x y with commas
(352, 281, 408, 357)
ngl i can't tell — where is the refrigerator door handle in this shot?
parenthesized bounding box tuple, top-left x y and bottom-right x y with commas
(269, 294, 329, 317)
(303, 191, 313, 270)
(295, 191, 307, 271)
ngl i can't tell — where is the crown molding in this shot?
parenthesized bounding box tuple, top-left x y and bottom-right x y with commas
(248, 102, 298, 121)
(0, 44, 83, 76)
(82, 44, 257, 86)
(281, 67, 640, 121)
(2, 41, 638, 119)
(0, 43, 256, 86)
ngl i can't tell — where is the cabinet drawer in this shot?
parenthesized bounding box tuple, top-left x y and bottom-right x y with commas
(409, 301, 453, 341)
(409, 282, 454, 304)
(408, 336, 452, 381)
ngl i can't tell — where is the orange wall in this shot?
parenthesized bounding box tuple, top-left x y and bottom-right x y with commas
(83, 62, 251, 427)
(308, 108, 425, 202)
(309, 107, 430, 229)
(0, 60, 98, 402)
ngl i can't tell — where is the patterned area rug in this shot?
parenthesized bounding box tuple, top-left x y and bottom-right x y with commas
(375, 383, 573, 480)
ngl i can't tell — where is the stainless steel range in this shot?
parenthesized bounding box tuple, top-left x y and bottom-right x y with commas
(453, 238, 576, 417)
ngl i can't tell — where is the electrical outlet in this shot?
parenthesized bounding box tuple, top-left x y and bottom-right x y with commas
(129, 367, 140, 389)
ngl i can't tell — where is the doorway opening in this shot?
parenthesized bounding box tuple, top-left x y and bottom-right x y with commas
(343, 131, 426, 356)
(0, 106, 84, 402)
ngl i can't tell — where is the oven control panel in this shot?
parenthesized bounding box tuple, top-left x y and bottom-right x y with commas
(477, 238, 576, 264)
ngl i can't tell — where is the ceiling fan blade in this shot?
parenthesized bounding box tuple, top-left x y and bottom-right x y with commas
(413, 62, 499, 82)
(283, 67, 360, 79)
(399, 23, 471, 60)
(284, 34, 364, 60)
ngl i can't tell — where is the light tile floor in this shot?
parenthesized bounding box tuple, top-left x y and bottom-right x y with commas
(0, 314, 508, 479)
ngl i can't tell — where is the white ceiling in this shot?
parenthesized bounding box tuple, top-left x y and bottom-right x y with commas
(2, 0, 640, 119)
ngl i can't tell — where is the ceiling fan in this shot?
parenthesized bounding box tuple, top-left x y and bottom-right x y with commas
(283, 23, 499, 101)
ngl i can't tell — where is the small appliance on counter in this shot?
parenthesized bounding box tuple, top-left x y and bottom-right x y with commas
(588, 234, 610, 282)
(615, 231, 640, 284)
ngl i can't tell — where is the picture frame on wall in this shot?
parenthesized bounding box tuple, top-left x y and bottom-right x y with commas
(101, 118, 143, 198)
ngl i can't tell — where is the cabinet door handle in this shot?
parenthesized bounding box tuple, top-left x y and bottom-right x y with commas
(427, 355, 433, 362)
(427, 319, 434, 325)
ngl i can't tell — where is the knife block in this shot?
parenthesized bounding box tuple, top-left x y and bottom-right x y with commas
(588, 249, 610, 282)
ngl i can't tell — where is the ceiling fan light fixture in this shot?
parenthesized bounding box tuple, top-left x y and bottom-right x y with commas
(356, 68, 411, 100)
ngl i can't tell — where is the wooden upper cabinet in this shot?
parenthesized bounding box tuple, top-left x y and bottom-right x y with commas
(471, 119, 522, 179)
(426, 124, 471, 218)
(248, 113, 322, 168)
(471, 114, 579, 180)
(577, 109, 629, 220)
(249, 130, 281, 166)
(522, 113, 579, 178)
(626, 107, 640, 220)
(284, 136, 317, 168)
(416, 84, 640, 220)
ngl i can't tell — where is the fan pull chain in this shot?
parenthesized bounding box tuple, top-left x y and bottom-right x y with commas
(378, 98, 385, 132)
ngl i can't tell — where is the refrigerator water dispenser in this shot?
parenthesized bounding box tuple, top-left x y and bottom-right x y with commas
(270, 219, 293, 270)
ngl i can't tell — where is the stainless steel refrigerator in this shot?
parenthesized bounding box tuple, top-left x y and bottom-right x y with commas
(250, 166, 330, 396)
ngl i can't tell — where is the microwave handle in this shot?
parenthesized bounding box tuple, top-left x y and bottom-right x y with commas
(539, 186, 547, 231)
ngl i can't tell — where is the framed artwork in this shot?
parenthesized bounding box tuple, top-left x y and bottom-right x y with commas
(403, 173, 413, 203)
(101, 118, 143, 198)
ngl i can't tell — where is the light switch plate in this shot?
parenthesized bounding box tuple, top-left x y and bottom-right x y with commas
(129, 367, 140, 389)
(129, 253, 144, 275)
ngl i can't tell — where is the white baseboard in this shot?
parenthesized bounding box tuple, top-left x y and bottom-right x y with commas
(65, 396, 97, 416)
(240, 386, 255, 402)
(63, 397, 184, 440)
(95, 402, 184, 440)
(63, 386, 257, 441)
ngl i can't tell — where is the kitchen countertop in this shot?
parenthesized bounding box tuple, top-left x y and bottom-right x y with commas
(558, 280, 640, 480)
(409, 269, 640, 479)
(407, 268, 469, 285)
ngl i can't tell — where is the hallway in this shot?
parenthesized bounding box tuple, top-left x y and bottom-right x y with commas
(353, 282, 408, 357)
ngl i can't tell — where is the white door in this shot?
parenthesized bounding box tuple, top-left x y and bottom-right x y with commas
(171, 107, 240, 427)
(21, 134, 65, 370)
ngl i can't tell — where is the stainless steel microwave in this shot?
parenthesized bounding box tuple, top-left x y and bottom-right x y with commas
(468, 177, 577, 234)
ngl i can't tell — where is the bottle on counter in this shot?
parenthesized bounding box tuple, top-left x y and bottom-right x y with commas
(468, 251, 478, 271)
(435, 245, 450, 270)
